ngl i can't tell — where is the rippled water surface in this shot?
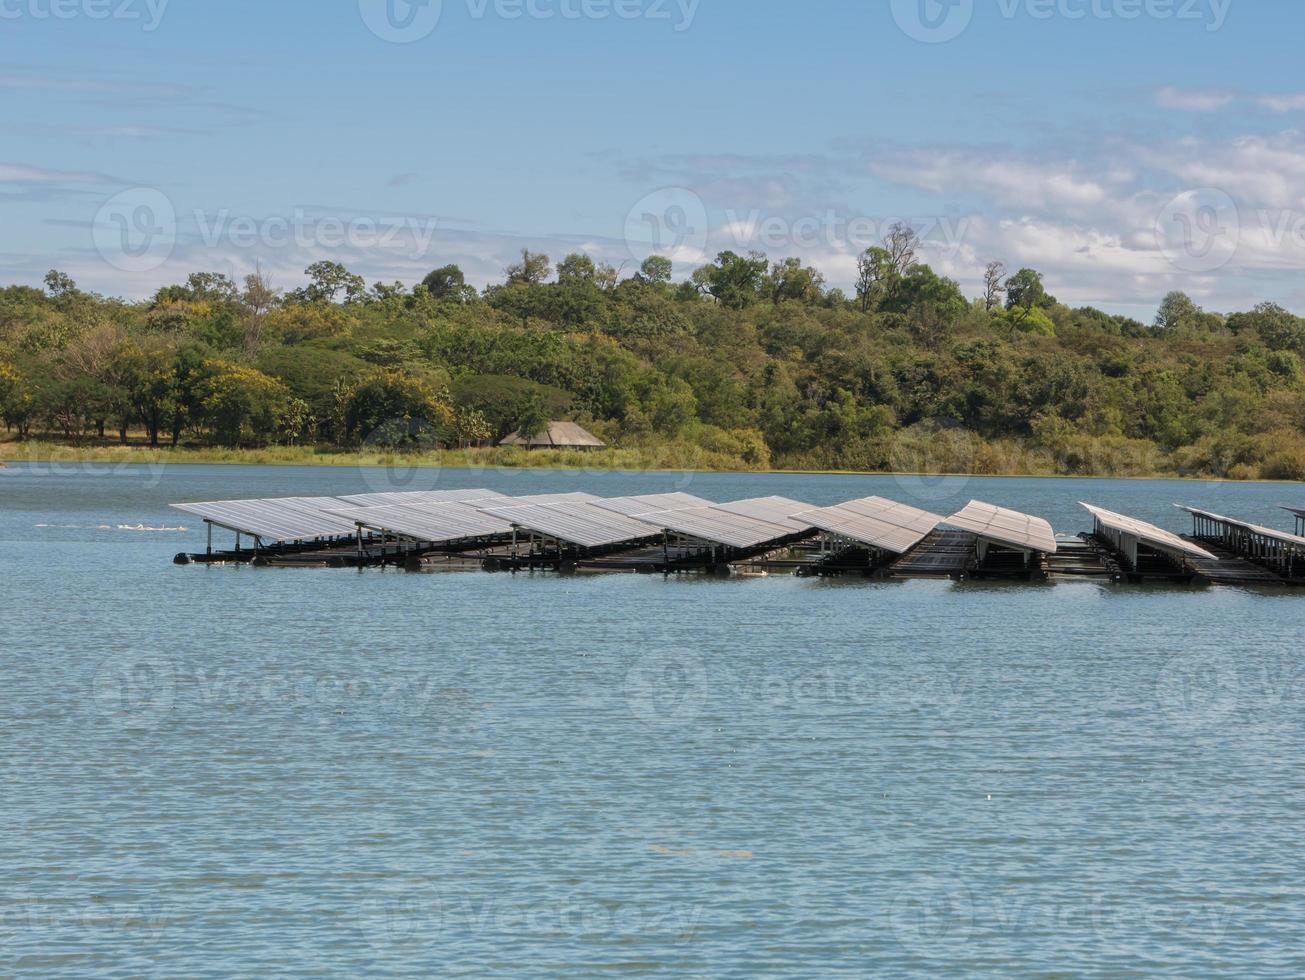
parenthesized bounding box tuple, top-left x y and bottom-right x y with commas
(3, 461, 1305, 976)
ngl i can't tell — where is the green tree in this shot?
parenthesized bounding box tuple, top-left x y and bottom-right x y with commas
(293, 262, 366, 304)
(112, 341, 177, 446)
(556, 252, 597, 284)
(505, 249, 552, 286)
(638, 255, 673, 284)
(43, 270, 77, 298)
(768, 258, 825, 305)
(693, 251, 769, 310)
(199, 362, 290, 447)
(278, 397, 314, 445)
(855, 246, 893, 313)
(453, 406, 493, 448)
(1005, 268, 1052, 326)
(548, 253, 606, 327)
(1228, 302, 1305, 353)
(421, 264, 468, 301)
(511, 396, 549, 443)
(1154, 291, 1200, 331)
(343, 369, 454, 446)
(0, 359, 34, 438)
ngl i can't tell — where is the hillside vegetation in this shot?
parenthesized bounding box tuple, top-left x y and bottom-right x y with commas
(4, 235, 1305, 480)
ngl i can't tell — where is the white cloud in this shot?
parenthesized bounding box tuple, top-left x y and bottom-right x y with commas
(0, 162, 110, 185)
(1153, 86, 1236, 112)
(870, 150, 1125, 216)
(1139, 133, 1305, 210)
(1255, 93, 1305, 113)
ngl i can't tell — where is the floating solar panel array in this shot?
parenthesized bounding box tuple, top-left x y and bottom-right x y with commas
(174, 488, 1066, 557)
(947, 500, 1058, 555)
(795, 496, 945, 555)
(1081, 503, 1216, 562)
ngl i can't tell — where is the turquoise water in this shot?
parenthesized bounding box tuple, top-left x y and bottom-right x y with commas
(3, 461, 1305, 977)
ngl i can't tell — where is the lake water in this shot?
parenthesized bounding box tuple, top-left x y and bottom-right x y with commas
(3, 460, 1305, 976)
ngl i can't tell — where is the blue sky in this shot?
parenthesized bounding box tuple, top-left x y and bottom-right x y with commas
(4, 0, 1304, 316)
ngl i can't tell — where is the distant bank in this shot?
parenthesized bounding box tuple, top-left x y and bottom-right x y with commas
(2, 440, 1299, 484)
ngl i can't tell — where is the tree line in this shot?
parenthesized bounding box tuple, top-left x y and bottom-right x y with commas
(4, 224, 1305, 479)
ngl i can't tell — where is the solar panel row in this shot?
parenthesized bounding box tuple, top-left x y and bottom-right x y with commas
(173, 490, 1079, 556)
(480, 500, 664, 549)
(947, 500, 1059, 555)
(1177, 505, 1305, 550)
(794, 496, 946, 555)
(1081, 503, 1216, 561)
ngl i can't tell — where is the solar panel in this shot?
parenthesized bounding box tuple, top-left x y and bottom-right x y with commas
(794, 496, 945, 555)
(1177, 505, 1305, 549)
(591, 493, 716, 518)
(325, 501, 515, 543)
(947, 500, 1058, 554)
(480, 500, 662, 549)
(483, 492, 602, 507)
(643, 506, 799, 550)
(335, 489, 508, 507)
(1081, 503, 1216, 561)
(171, 496, 361, 543)
(714, 496, 818, 533)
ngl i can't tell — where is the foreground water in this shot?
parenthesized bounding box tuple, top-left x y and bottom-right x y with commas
(3, 461, 1305, 977)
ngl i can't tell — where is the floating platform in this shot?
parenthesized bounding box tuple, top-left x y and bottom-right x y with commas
(1181, 539, 1291, 588)
(887, 530, 974, 578)
(1045, 535, 1119, 582)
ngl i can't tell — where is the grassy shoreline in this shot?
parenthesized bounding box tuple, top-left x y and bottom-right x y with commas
(2, 440, 1296, 484)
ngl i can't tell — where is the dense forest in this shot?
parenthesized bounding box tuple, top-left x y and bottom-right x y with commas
(4, 225, 1305, 479)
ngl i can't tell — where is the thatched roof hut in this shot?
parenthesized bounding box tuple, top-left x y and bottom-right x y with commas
(499, 421, 607, 450)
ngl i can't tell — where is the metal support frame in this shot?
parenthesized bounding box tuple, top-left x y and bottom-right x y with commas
(1191, 511, 1304, 580)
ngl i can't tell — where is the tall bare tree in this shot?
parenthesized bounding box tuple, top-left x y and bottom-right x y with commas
(983, 261, 1008, 311)
(241, 262, 280, 354)
(884, 222, 920, 278)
